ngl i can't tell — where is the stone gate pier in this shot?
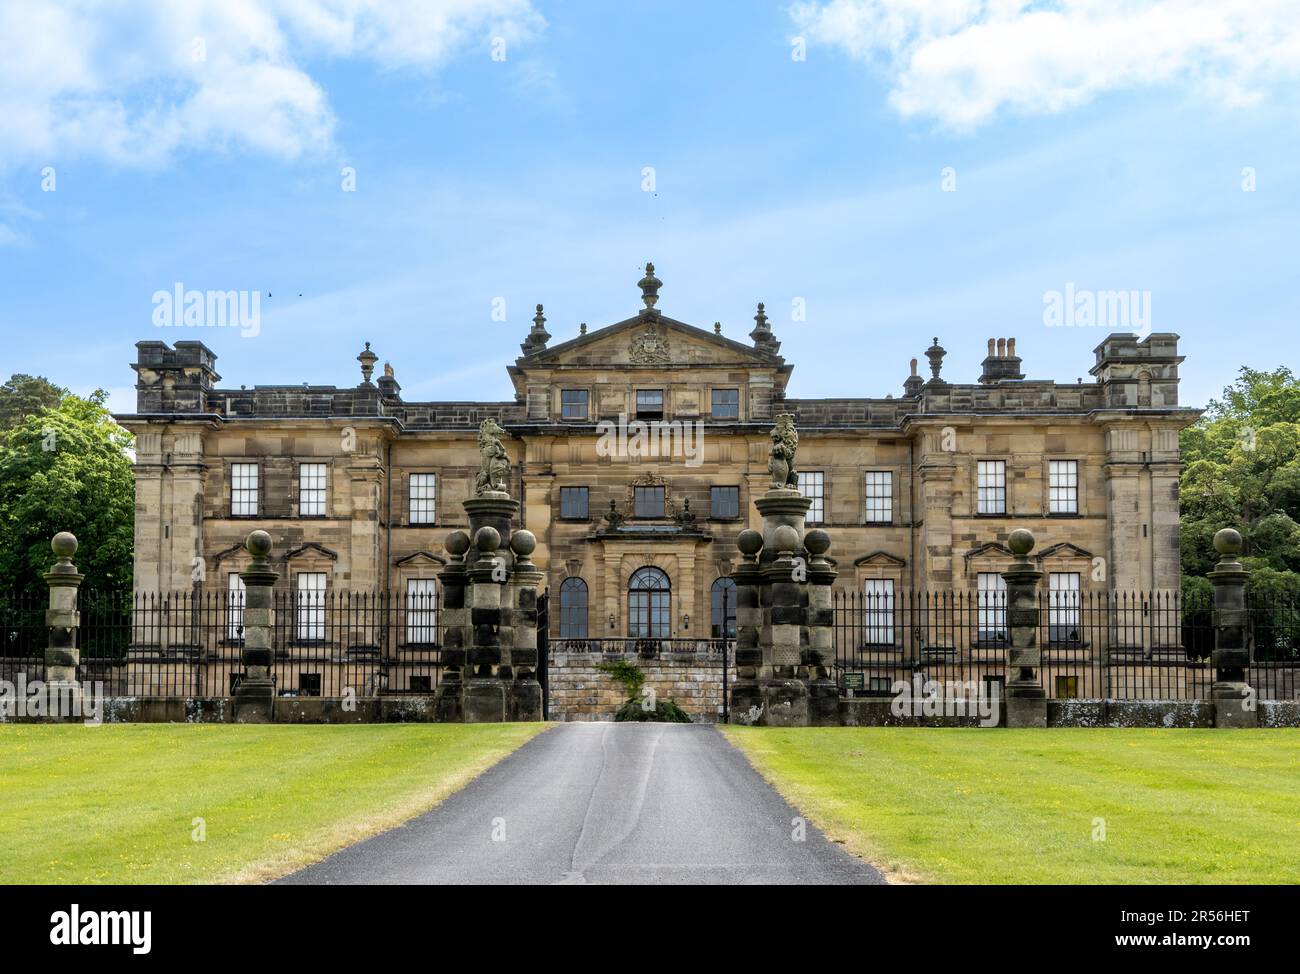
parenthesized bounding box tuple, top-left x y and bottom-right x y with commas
(433, 421, 544, 723)
(730, 414, 838, 726)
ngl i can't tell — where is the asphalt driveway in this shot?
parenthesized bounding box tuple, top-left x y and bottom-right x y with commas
(280, 722, 884, 885)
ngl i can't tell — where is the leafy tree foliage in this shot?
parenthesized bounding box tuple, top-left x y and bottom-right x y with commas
(0, 384, 134, 592)
(0, 374, 65, 430)
(1181, 366, 1300, 599)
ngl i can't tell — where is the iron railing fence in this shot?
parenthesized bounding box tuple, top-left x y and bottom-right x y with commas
(550, 637, 733, 657)
(1, 589, 443, 698)
(833, 588, 1298, 702)
(4, 586, 1298, 701)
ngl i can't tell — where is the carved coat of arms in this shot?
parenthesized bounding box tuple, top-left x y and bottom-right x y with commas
(629, 328, 670, 365)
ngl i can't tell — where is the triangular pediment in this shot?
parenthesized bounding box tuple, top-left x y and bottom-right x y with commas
(516, 313, 784, 370)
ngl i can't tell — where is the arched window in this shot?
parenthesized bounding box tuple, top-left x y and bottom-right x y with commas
(559, 577, 588, 638)
(711, 577, 737, 638)
(628, 567, 670, 638)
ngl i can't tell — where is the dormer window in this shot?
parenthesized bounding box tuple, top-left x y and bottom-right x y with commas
(636, 389, 663, 420)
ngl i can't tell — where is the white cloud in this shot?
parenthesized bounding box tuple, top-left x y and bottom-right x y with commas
(0, 0, 545, 166)
(791, 0, 1300, 128)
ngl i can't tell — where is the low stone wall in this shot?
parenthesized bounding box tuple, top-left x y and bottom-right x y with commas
(1260, 700, 1300, 728)
(1047, 699, 1214, 728)
(546, 652, 732, 722)
(0, 695, 444, 724)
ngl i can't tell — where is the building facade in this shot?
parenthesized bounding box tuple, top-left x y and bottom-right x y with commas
(117, 266, 1199, 661)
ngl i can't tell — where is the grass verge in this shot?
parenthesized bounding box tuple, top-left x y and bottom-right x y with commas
(722, 726, 1300, 884)
(0, 722, 546, 884)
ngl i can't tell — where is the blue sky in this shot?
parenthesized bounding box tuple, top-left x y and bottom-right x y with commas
(1, 1, 1297, 413)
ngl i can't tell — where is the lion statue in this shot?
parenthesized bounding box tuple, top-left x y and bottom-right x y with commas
(768, 413, 799, 489)
(475, 418, 511, 495)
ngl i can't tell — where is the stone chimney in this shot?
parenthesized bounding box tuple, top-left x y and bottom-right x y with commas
(131, 341, 221, 413)
(903, 357, 924, 397)
(979, 336, 1025, 384)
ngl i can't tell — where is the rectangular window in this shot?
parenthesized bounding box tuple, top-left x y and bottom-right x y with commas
(710, 486, 739, 519)
(298, 462, 327, 517)
(863, 579, 895, 646)
(1048, 460, 1079, 514)
(977, 460, 1006, 515)
(1055, 675, 1080, 699)
(559, 486, 589, 519)
(636, 389, 663, 419)
(409, 675, 433, 692)
(711, 388, 739, 419)
(230, 463, 259, 516)
(868, 676, 893, 696)
(797, 471, 825, 525)
(561, 389, 589, 420)
(976, 572, 1007, 643)
(406, 578, 438, 645)
(226, 573, 245, 642)
(1048, 572, 1082, 644)
(633, 486, 665, 518)
(409, 473, 436, 525)
(864, 471, 892, 523)
(298, 673, 322, 697)
(296, 573, 326, 642)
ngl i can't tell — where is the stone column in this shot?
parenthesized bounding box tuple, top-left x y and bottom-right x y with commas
(44, 533, 84, 712)
(1002, 528, 1046, 728)
(804, 528, 839, 726)
(506, 529, 544, 721)
(434, 531, 471, 722)
(1208, 528, 1257, 728)
(234, 530, 279, 724)
(463, 524, 508, 722)
(763, 523, 808, 726)
(729, 529, 764, 720)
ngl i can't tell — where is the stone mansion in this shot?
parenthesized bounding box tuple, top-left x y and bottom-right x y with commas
(117, 265, 1199, 646)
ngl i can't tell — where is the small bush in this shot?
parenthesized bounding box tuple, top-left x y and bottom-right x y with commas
(614, 698, 692, 723)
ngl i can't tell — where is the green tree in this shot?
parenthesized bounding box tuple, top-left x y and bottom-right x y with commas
(1181, 366, 1300, 585)
(0, 389, 134, 592)
(0, 374, 66, 430)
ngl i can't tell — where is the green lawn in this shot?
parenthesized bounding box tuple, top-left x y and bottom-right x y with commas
(0, 723, 545, 884)
(723, 727, 1300, 884)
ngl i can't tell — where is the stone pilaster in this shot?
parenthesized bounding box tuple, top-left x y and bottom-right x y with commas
(234, 530, 278, 723)
(463, 523, 508, 722)
(1002, 528, 1045, 728)
(43, 533, 84, 710)
(1208, 528, 1257, 728)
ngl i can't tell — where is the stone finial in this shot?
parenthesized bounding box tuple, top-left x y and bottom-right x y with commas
(925, 337, 946, 384)
(773, 524, 800, 555)
(579, 322, 587, 335)
(1213, 528, 1243, 566)
(638, 262, 662, 312)
(737, 529, 763, 563)
(604, 498, 624, 530)
(714, 321, 722, 335)
(245, 529, 273, 563)
(749, 302, 781, 355)
(1008, 528, 1035, 559)
(45, 532, 82, 582)
(383, 362, 394, 378)
(509, 529, 537, 567)
(521, 304, 551, 355)
(445, 530, 471, 563)
(804, 528, 830, 558)
(357, 342, 378, 385)
(473, 525, 501, 552)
